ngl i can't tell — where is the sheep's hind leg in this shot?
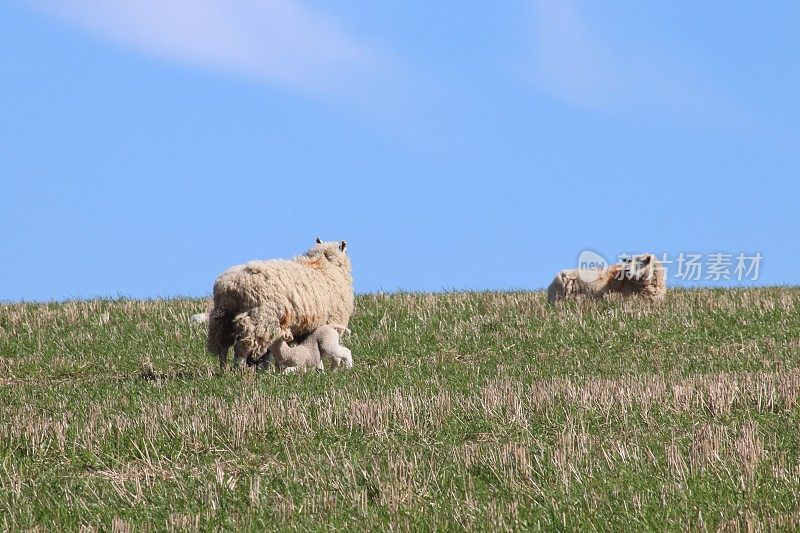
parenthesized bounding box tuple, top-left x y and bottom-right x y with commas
(231, 340, 249, 370)
(207, 312, 235, 371)
(340, 346, 353, 368)
(217, 345, 230, 371)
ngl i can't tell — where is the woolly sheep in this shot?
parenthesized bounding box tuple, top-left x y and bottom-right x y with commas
(207, 238, 354, 369)
(547, 253, 666, 303)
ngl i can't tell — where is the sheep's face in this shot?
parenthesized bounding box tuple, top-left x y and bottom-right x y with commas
(621, 254, 655, 281)
(305, 237, 350, 269)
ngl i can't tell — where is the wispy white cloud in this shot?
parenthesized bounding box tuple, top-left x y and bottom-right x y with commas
(23, 0, 382, 96)
(525, 0, 722, 119)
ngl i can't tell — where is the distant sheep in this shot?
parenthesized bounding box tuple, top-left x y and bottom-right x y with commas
(190, 312, 209, 324)
(547, 253, 666, 303)
(207, 238, 354, 369)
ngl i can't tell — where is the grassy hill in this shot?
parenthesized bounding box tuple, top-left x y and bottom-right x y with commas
(2, 288, 800, 530)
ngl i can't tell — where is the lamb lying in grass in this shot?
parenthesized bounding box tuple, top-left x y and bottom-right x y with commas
(261, 324, 353, 374)
(547, 253, 666, 303)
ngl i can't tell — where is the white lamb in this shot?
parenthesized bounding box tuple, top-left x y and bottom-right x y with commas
(265, 324, 353, 373)
(267, 337, 322, 374)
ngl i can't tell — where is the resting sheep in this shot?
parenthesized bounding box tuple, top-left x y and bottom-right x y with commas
(207, 238, 354, 369)
(547, 253, 666, 303)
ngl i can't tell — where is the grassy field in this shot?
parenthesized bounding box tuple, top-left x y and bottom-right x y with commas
(1, 288, 800, 530)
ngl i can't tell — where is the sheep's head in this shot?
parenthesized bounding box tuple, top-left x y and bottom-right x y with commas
(303, 237, 351, 270)
(621, 253, 657, 282)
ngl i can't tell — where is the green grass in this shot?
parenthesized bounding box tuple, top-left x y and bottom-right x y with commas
(2, 288, 800, 530)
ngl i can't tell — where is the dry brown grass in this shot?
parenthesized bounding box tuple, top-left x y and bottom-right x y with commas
(1, 288, 799, 529)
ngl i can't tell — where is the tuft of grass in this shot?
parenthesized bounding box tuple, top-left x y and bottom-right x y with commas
(1, 288, 799, 530)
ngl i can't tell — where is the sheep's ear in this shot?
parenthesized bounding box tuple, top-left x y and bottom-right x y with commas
(315, 237, 322, 244)
(340, 240, 347, 252)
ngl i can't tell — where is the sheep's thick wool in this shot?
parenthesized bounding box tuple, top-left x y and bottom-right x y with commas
(206, 239, 354, 368)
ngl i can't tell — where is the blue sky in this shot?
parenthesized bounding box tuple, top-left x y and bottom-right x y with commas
(2, 0, 798, 301)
